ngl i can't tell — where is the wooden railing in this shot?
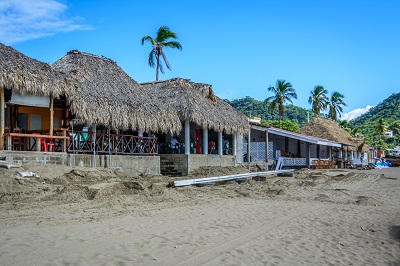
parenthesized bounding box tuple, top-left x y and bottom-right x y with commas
(3, 133, 69, 152)
(68, 131, 158, 155)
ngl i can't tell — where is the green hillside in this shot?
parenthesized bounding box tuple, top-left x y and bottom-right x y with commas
(224, 96, 313, 127)
(350, 92, 400, 145)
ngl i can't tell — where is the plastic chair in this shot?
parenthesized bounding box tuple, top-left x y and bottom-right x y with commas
(31, 133, 54, 152)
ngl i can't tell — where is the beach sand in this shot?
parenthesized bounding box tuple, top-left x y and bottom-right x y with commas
(0, 165, 399, 265)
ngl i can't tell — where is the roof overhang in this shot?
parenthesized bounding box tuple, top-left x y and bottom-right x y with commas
(250, 124, 342, 148)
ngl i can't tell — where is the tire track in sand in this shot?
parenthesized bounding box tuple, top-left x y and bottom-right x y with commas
(171, 204, 322, 266)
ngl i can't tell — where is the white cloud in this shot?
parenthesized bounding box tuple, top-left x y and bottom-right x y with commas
(342, 105, 373, 121)
(0, 0, 92, 45)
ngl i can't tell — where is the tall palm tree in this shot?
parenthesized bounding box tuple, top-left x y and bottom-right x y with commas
(308, 85, 328, 116)
(265, 79, 297, 127)
(141, 25, 182, 81)
(390, 120, 400, 146)
(328, 92, 347, 121)
(375, 118, 389, 140)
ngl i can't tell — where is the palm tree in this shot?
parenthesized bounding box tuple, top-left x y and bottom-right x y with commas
(308, 85, 328, 116)
(338, 120, 351, 130)
(351, 127, 363, 138)
(390, 120, 400, 146)
(265, 79, 297, 127)
(141, 26, 182, 81)
(328, 92, 347, 121)
(375, 118, 389, 144)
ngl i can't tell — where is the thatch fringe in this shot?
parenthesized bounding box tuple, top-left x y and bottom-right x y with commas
(53, 50, 181, 133)
(299, 117, 365, 152)
(0, 43, 74, 97)
(141, 78, 249, 134)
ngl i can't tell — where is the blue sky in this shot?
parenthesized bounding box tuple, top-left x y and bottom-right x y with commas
(1, 0, 399, 121)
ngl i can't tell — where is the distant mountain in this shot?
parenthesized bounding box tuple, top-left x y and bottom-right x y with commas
(350, 92, 400, 140)
(224, 96, 313, 127)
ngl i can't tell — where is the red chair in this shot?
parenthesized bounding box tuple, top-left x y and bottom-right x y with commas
(31, 133, 54, 152)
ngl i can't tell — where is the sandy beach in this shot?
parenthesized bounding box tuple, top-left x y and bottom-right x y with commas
(0, 165, 399, 265)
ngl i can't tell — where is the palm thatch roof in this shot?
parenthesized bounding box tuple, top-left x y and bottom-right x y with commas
(0, 43, 73, 97)
(299, 117, 365, 152)
(53, 50, 181, 133)
(141, 78, 249, 134)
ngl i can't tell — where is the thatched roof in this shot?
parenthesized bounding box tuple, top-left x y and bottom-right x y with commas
(53, 50, 181, 133)
(141, 78, 249, 134)
(299, 117, 365, 152)
(0, 43, 73, 97)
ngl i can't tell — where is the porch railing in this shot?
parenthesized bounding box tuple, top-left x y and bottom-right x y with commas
(68, 131, 158, 155)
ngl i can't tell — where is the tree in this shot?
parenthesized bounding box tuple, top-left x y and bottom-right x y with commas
(308, 85, 328, 116)
(328, 91, 347, 121)
(269, 120, 299, 132)
(141, 26, 182, 81)
(351, 127, 363, 138)
(390, 120, 400, 146)
(375, 118, 389, 143)
(265, 80, 297, 128)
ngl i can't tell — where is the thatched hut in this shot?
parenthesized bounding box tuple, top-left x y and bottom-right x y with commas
(141, 78, 249, 175)
(299, 117, 364, 151)
(141, 78, 249, 134)
(0, 43, 73, 97)
(0, 43, 76, 147)
(299, 117, 372, 161)
(53, 50, 181, 133)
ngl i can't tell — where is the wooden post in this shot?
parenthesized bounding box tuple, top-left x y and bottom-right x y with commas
(62, 130, 67, 152)
(0, 87, 4, 149)
(49, 95, 54, 136)
(36, 137, 41, 151)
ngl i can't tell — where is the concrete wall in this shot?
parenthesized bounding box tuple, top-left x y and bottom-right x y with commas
(160, 154, 236, 176)
(69, 154, 160, 176)
(188, 154, 235, 174)
(0, 151, 160, 176)
(160, 154, 188, 176)
(0, 151, 68, 165)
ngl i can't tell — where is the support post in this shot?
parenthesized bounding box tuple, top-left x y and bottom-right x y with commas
(232, 133, 237, 157)
(0, 87, 4, 149)
(247, 127, 251, 162)
(92, 125, 96, 168)
(185, 119, 190, 155)
(265, 128, 269, 165)
(306, 143, 310, 168)
(218, 131, 223, 155)
(203, 127, 208, 154)
(138, 130, 143, 137)
(49, 95, 54, 136)
(62, 130, 67, 152)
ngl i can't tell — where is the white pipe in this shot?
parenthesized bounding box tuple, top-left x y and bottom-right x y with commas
(173, 169, 294, 187)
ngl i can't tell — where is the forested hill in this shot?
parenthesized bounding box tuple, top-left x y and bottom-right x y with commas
(224, 96, 312, 127)
(350, 92, 400, 136)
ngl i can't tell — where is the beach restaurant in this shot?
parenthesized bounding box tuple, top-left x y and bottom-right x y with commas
(244, 120, 342, 169)
(1, 44, 250, 176)
(141, 78, 249, 176)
